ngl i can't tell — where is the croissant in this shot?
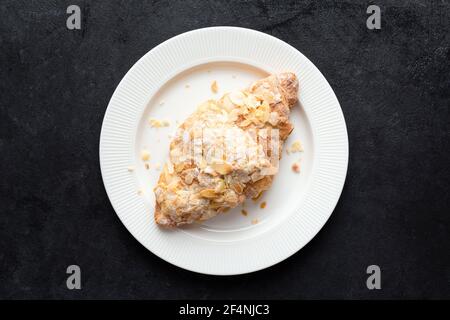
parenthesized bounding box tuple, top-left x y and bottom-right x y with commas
(154, 73, 299, 227)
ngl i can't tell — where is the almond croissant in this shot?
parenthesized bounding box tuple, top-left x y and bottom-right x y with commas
(154, 73, 298, 227)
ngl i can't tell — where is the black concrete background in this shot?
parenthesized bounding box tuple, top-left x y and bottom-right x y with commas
(0, 0, 449, 299)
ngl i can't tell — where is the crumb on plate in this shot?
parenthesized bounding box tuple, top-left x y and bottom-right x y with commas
(292, 161, 301, 173)
(251, 218, 259, 225)
(127, 166, 135, 172)
(289, 140, 303, 153)
(149, 118, 170, 128)
(141, 150, 150, 161)
(211, 80, 218, 93)
(260, 201, 267, 209)
(241, 209, 248, 216)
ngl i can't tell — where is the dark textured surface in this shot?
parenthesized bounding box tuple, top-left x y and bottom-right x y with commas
(0, 0, 449, 299)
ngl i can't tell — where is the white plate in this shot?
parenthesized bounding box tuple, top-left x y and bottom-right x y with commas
(100, 27, 348, 275)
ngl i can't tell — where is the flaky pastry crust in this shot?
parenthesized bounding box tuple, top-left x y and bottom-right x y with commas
(154, 73, 299, 227)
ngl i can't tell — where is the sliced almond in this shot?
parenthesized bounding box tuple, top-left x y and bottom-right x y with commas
(223, 190, 238, 204)
(229, 91, 245, 106)
(260, 166, 278, 176)
(211, 162, 233, 175)
(244, 94, 260, 109)
(231, 182, 243, 194)
(198, 158, 207, 169)
(251, 172, 263, 182)
(220, 95, 235, 111)
(268, 112, 279, 126)
(239, 119, 252, 127)
(214, 180, 226, 193)
(254, 109, 269, 123)
(199, 189, 218, 199)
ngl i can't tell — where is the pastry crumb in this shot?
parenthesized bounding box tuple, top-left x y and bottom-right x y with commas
(211, 80, 219, 93)
(155, 162, 161, 170)
(241, 209, 248, 216)
(127, 166, 135, 172)
(251, 218, 259, 225)
(260, 201, 267, 209)
(159, 100, 165, 106)
(145, 163, 150, 170)
(185, 84, 190, 89)
(137, 189, 143, 196)
(292, 162, 301, 173)
(149, 118, 170, 128)
(141, 150, 150, 161)
(289, 140, 303, 153)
